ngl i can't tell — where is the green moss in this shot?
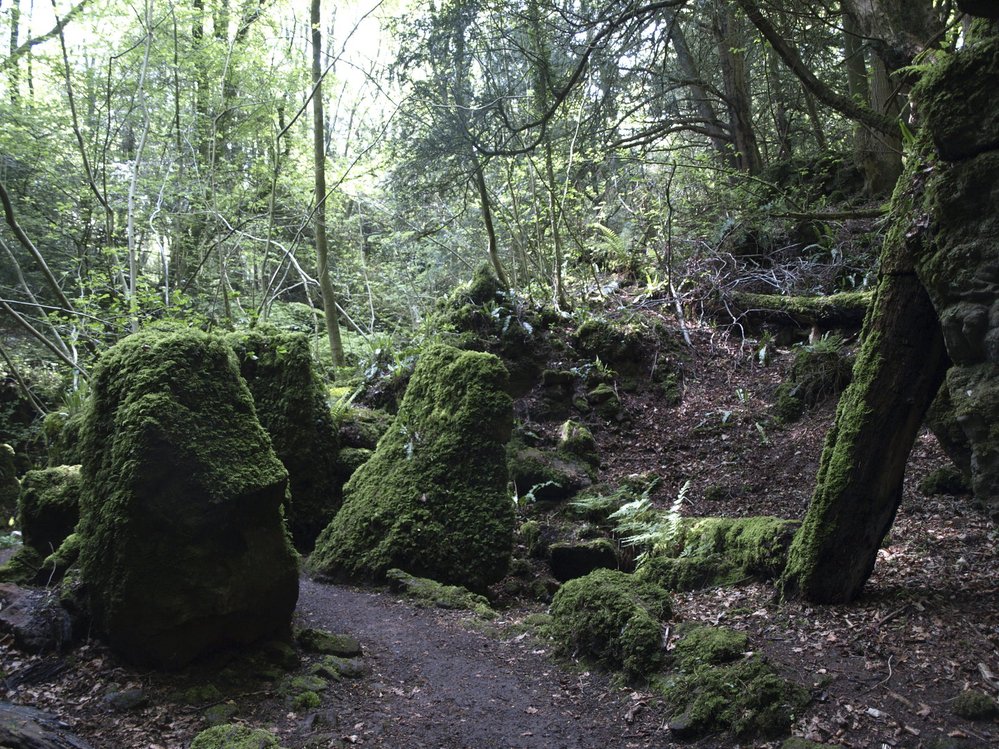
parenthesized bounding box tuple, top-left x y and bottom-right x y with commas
(16, 465, 81, 555)
(296, 628, 362, 656)
(173, 683, 223, 705)
(952, 689, 999, 720)
(42, 410, 85, 466)
(918, 465, 971, 496)
(203, 703, 239, 726)
(673, 517, 800, 580)
(557, 420, 599, 467)
(517, 520, 542, 556)
(508, 441, 593, 505)
(39, 532, 80, 583)
(0, 544, 43, 584)
(311, 655, 365, 680)
(586, 383, 621, 420)
(549, 568, 672, 679)
(227, 327, 341, 551)
(190, 724, 287, 749)
(574, 318, 643, 365)
(292, 690, 321, 710)
(337, 406, 392, 449)
(309, 344, 514, 592)
(637, 555, 742, 592)
(656, 657, 809, 740)
(0, 443, 19, 523)
(774, 337, 852, 424)
(76, 329, 299, 668)
(386, 568, 496, 619)
(671, 625, 748, 671)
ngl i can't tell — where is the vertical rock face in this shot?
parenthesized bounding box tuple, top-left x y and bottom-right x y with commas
(227, 328, 342, 551)
(309, 344, 514, 592)
(77, 329, 299, 668)
(913, 27, 999, 517)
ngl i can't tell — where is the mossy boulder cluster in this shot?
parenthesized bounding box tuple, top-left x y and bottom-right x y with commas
(227, 328, 342, 550)
(909, 27, 999, 517)
(309, 344, 514, 592)
(76, 329, 299, 668)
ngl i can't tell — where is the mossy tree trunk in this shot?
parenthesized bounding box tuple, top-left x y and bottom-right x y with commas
(779, 160, 949, 604)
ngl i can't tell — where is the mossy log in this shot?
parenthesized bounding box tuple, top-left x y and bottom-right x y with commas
(780, 150, 949, 604)
(730, 291, 871, 331)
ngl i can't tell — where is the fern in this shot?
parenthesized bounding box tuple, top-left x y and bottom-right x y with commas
(608, 480, 690, 562)
(329, 384, 363, 426)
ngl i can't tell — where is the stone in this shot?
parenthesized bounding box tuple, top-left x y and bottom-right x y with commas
(549, 539, 618, 582)
(296, 628, 362, 657)
(0, 583, 74, 654)
(309, 344, 514, 592)
(16, 465, 81, 556)
(76, 329, 299, 668)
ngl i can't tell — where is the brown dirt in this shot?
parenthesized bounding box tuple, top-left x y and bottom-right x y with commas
(1, 316, 997, 749)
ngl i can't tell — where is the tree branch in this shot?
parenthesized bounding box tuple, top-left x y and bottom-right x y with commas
(0, 0, 94, 72)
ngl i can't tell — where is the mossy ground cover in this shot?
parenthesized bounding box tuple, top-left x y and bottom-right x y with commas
(308, 344, 514, 592)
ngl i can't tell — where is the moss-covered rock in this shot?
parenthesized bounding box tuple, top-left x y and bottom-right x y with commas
(38, 532, 80, 584)
(16, 465, 80, 555)
(0, 545, 43, 584)
(918, 465, 972, 496)
(76, 329, 299, 668)
(952, 688, 999, 720)
(637, 516, 799, 592)
(557, 420, 599, 468)
(508, 442, 593, 505)
(0, 443, 19, 524)
(657, 656, 809, 740)
(549, 568, 672, 679)
(670, 625, 748, 670)
(586, 383, 622, 420)
(549, 539, 618, 582)
(309, 344, 514, 592)
(227, 328, 341, 551)
(190, 724, 288, 749)
(774, 337, 853, 423)
(337, 405, 392, 449)
(42, 410, 85, 467)
(386, 567, 496, 618)
(296, 628, 362, 657)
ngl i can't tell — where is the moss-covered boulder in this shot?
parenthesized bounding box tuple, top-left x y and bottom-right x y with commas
(42, 410, 85, 467)
(549, 568, 672, 679)
(227, 328, 341, 550)
(549, 539, 618, 582)
(952, 688, 999, 720)
(76, 329, 299, 668)
(0, 545, 43, 584)
(508, 442, 593, 505)
(557, 420, 599, 468)
(909, 26, 999, 517)
(17, 466, 80, 555)
(308, 344, 514, 592)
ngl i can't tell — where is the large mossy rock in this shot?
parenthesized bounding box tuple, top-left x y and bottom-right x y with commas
(909, 25, 999, 518)
(76, 329, 299, 668)
(308, 344, 514, 592)
(549, 568, 672, 679)
(227, 328, 341, 550)
(17, 465, 81, 556)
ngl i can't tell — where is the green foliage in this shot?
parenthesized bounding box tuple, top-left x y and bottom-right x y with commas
(386, 568, 496, 619)
(189, 724, 288, 749)
(774, 335, 853, 423)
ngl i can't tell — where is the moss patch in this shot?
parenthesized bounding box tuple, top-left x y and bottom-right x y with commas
(296, 628, 362, 657)
(386, 568, 496, 619)
(656, 656, 809, 740)
(774, 337, 853, 424)
(227, 327, 341, 551)
(918, 465, 971, 496)
(190, 724, 287, 749)
(952, 689, 999, 720)
(0, 544, 43, 584)
(309, 344, 514, 592)
(549, 568, 672, 679)
(670, 625, 748, 671)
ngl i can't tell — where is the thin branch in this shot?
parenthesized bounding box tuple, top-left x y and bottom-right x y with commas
(0, 0, 94, 72)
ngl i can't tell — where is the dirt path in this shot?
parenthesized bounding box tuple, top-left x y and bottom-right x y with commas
(295, 578, 667, 749)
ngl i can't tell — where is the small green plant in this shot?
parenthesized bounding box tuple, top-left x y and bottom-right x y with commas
(329, 383, 363, 426)
(512, 480, 559, 511)
(609, 480, 690, 563)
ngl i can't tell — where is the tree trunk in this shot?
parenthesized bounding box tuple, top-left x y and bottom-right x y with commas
(473, 162, 511, 290)
(779, 158, 949, 603)
(715, 2, 763, 174)
(311, 0, 346, 368)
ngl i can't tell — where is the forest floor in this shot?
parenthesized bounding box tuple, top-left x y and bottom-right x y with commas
(2, 315, 998, 749)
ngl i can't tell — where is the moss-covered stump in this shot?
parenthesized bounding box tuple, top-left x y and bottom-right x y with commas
(76, 329, 299, 668)
(910, 25, 999, 518)
(0, 443, 19, 524)
(227, 328, 341, 551)
(637, 516, 799, 592)
(309, 344, 514, 592)
(16, 466, 80, 556)
(549, 568, 672, 679)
